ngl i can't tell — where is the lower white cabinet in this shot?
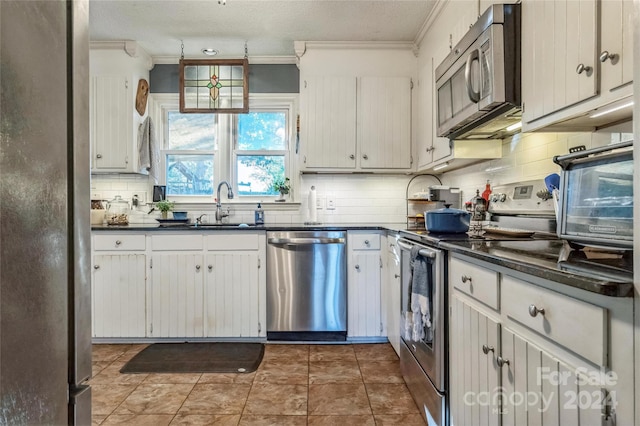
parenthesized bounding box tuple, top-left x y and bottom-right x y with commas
(92, 254, 147, 338)
(449, 253, 630, 426)
(204, 252, 261, 337)
(384, 235, 401, 355)
(347, 231, 383, 338)
(149, 253, 205, 338)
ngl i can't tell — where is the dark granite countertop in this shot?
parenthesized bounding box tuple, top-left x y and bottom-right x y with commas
(440, 239, 634, 298)
(91, 222, 407, 232)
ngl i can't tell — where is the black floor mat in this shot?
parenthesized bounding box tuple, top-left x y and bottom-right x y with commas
(120, 342, 264, 374)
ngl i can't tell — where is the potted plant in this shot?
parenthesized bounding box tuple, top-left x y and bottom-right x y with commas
(155, 200, 175, 219)
(272, 177, 291, 201)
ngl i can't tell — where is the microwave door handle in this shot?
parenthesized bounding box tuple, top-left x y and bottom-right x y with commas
(464, 48, 481, 103)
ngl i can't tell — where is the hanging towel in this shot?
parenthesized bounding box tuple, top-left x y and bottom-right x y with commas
(137, 116, 160, 184)
(409, 245, 432, 342)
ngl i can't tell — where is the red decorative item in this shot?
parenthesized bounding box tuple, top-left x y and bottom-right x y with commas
(482, 180, 492, 202)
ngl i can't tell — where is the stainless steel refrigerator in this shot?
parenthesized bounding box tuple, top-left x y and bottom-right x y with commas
(1, 1, 92, 424)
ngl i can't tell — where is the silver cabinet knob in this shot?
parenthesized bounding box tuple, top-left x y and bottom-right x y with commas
(208, 265, 213, 271)
(599, 51, 618, 63)
(482, 344, 494, 355)
(528, 304, 545, 317)
(461, 275, 472, 283)
(364, 240, 370, 245)
(355, 264, 360, 271)
(96, 154, 103, 159)
(93, 265, 100, 270)
(362, 154, 368, 160)
(196, 265, 201, 271)
(394, 274, 400, 279)
(497, 356, 510, 367)
(349, 154, 355, 160)
(115, 240, 121, 246)
(576, 63, 593, 75)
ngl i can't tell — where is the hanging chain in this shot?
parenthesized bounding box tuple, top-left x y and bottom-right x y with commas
(244, 42, 248, 59)
(180, 40, 184, 60)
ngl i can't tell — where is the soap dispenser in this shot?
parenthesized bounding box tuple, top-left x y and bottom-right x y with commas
(254, 203, 264, 225)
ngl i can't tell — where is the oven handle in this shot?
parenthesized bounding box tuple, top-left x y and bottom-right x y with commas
(397, 239, 437, 259)
(553, 140, 633, 169)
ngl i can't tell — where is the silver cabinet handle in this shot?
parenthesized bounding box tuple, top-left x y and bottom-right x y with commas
(349, 154, 355, 160)
(115, 240, 121, 246)
(196, 265, 201, 271)
(96, 154, 103, 159)
(355, 264, 360, 271)
(208, 265, 213, 271)
(464, 48, 481, 103)
(528, 304, 545, 317)
(482, 344, 494, 355)
(599, 51, 618, 63)
(362, 154, 368, 160)
(461, 275, 472, 283)
(394, 274, 400, 279)
(364, 240, 370, 245)
(426, 146, 435, 152)
(497, 356, 510, 367)
(93, 265, 100, 270)
(576, 63, 592, 75)
(268, 237, 345, 245)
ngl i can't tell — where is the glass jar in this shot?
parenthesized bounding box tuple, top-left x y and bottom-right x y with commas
(106, 195, 129, 225)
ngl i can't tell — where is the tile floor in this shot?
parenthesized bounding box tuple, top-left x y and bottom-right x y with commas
(91, 343, 427, 425)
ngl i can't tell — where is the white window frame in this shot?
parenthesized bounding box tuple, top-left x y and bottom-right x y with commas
(149, 93, 298, 205)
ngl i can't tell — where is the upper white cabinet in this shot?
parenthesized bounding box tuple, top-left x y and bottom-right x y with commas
(521, 0, 633, 131)
(297, 43, 416, 172)
(90, 43, 151, 173)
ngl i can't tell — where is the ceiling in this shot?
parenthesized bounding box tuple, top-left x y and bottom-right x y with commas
(89, 0, 436, 61)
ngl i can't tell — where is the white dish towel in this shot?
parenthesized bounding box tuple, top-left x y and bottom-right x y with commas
(137, 116, 160, 183)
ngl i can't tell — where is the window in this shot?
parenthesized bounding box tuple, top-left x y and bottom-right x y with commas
(154, 94, 296, 203)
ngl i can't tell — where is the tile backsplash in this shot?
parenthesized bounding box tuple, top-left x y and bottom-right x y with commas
(91, 131, 630, 225)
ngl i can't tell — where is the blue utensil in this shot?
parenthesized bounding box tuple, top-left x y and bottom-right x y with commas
(544, 173, 560, 191)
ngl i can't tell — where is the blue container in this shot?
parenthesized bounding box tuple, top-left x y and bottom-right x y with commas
(425, 206, 471, 233)
(172, 211, 188, 220)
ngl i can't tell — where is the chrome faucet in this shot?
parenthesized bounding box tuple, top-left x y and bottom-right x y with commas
(215, 181, 234, 223)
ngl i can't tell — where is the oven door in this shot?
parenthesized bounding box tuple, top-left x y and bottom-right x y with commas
(398, 238, 445, 392)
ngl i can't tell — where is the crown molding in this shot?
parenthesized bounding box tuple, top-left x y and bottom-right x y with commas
(90, 41, 153, 70)
(414, 0, 449, 47)
(151, 55, 297, 65)
(297, 41, 417, 51)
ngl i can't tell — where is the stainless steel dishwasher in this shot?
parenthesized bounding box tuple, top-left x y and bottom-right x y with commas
(266, 231, 347, 341)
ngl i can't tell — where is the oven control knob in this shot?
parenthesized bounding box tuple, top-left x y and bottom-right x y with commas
(499, 193, 507, 202)
(490, 194, 499, 203)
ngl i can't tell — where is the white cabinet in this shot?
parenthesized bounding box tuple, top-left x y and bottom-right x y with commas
(384, 235, 401, 355)
(521, 0, 633, 131)
(301, 76, 412, 172)
(347, 231, 383, 338)
(204, 233, 265, 338)
(301, 76, 357, 169)
(450, 295, 500, 426)
(448, 253, 628, 425)
(92, 234, 147, 338)
(148, 234, 205, 338)
(90, 45, 150, 173)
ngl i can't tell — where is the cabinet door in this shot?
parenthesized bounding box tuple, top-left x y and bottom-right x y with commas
(92, 254, 146, 338)
(150, 253, 204, 337)
(204, 252, 260, 337)
(522, 0, 597, 124)
(348, 251, 382, 337)
(301, 76, 357, 169)
(91, 75, 132, 171)
(600, 0, 634, 92)
(500, 328, 604, 426)
(385, 241, 401, 355)
(358, 77, 412, 169)
(449, 295, 500, 426)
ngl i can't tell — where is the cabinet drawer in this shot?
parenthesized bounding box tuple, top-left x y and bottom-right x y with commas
(151, 234, 203, 251)
(502, 276, 607, 366)
(349, 233, 381, 250)
(94, 234, 145, 251)
(206, 233, 259, 251)
(450, 256, 499, 310)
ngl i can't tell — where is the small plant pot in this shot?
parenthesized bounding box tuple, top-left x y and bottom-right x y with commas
(161, 211, 168, 219)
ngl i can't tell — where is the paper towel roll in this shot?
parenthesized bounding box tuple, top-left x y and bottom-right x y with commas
(308, 186, 318, 223)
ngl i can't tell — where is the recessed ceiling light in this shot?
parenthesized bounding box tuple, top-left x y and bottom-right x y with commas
(202, 48, 219, 56)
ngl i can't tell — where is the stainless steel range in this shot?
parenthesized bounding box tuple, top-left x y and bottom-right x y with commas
(398, 179, 556, 425)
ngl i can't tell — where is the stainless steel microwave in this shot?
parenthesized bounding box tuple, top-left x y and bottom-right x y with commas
(435, 3, 521, 140)
(553, 141, 633, 250)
